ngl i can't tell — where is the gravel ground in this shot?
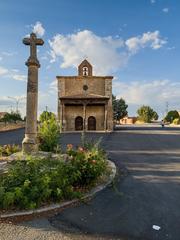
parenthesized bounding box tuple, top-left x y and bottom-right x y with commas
(0, 219, 119, 240)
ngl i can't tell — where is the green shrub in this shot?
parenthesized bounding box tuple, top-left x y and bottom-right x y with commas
(0, 157, 81, 210)
(38, 114, 60, 152)
(0, 139, 108, 210)
(164, 110, 179, 123)
(173, 118, 180, 125)
(39, 111, 56, 123)
(1, 111, 22, 124)
(66, 139, 107, 186)
(0, 144, 21, 157)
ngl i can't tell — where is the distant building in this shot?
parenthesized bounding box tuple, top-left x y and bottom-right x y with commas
(57, 59, 113, 131)
(120, 116, 137, 125)
(0, 112, 7, 120)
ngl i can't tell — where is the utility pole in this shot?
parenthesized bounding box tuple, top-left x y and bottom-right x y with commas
(8, 96, 26, 113)
(165, 101, 169, 115)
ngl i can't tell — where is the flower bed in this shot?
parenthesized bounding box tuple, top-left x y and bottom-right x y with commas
(0, 145, 21, 158)
(0, 142, 108, 211)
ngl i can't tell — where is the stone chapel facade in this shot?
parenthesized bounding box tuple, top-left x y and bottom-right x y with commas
(57, 59, 113, 131)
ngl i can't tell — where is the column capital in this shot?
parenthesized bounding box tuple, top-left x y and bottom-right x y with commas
(26, 57, 40, 67)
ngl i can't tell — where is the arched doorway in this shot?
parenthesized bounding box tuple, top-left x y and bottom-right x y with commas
(75, 116, 83, 131)
(88, 116, 96, 130)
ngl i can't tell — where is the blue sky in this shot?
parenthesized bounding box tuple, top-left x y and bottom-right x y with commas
(0, 0, 179, 118)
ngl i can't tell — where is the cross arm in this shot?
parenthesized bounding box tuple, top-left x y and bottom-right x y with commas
(23, 38, 44, 46)
(23, 38, 30, 45)
(36, 39, 44, 46)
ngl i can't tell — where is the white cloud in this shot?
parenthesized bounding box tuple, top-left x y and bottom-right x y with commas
(32, 21, 45, 37)
(0, 66, 8, 75)
(2, 51, 16, 57)
(162, 8, 169, 13)
(0, 96, 12, 106)
(150, 0, 156, 4)
(49, 30, 126, 75)
(38, 90, 57, 116)
(0, 95, 26, 116)
(12, 69, 19, 73)
(125, 31, 167, 53)
(49, 80, 57, 93)
(49, 30, 166, 75)
(0, 57, 2, 61)
(113, 79, 180, 117)
(167, 46, 175, 50)
(12, 74, 27, 82)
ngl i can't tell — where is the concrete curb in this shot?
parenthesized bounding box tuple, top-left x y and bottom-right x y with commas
(0, 160, 116, 219)
(0, 127, 25, 133)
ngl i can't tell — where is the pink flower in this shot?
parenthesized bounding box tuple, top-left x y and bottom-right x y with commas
(78, 147, 84, 152)
(67, 144, 73, 150)
(91, 160, 96, 164)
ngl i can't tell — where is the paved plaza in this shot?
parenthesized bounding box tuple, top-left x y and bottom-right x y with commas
(0, 127, 180, 240)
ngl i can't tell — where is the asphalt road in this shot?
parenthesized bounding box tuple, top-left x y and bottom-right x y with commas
(0, 128, 24, 145)
(1, 128, 180, 240)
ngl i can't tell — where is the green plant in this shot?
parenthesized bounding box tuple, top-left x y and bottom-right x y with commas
(173, 118, 180, 125)
(137, 105, 158, 123)
(1, 111, 22, 124)
(39, 111, 56, 123)
(164, 110, 179, 123)
(66, 138, 107, 186)
(0, 144, 21, 157)
(0, 138, 108, 211)
(0, 157, 81, 210)
(113, 95, 128, 120)
(38, 114, 60, 152)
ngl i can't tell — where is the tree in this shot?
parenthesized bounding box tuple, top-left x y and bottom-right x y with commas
(113, 95, 128, 120)
(137, 105, 159, 123)
(1, 111, 22, 125)
(164, 110, 179, 123)
(39, 111, 56, 123)
(152, 111, 159, 121)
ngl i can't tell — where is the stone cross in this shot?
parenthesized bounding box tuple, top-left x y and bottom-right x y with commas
(23, 33, 44, 65)
(22, 33, 44, 153)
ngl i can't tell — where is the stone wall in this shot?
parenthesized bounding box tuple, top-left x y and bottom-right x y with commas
(64, 105, 105, 131)
(58, 76, 106, 96)
(64, 105, 83, 131)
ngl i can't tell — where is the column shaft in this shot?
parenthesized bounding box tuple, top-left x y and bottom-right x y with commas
(22, 65, 39, 153)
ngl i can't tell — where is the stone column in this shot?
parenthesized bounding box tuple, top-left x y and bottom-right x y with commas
(22, 33, 44, 153)
(104, 103, 108, 131)
(83, 103, 86, 131)
(61, 102, 64, 131)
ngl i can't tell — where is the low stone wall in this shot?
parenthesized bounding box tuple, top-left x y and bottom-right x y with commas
(0, 122, 25, 132)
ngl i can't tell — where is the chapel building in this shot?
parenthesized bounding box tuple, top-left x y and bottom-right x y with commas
(57, 59, 113, 131)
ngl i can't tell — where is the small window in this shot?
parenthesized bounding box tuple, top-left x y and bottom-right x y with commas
(83, 67, 88, 76)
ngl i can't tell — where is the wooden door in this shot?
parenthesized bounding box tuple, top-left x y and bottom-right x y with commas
(88, 116, 96, 130)
(75, 116, 83, 130)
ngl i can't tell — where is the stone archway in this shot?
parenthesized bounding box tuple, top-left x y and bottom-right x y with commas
(75, 116, 83, 131)
(88, 116, 96, 130)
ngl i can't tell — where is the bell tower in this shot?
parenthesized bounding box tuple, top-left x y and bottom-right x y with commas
(78, 59, 93, 76)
